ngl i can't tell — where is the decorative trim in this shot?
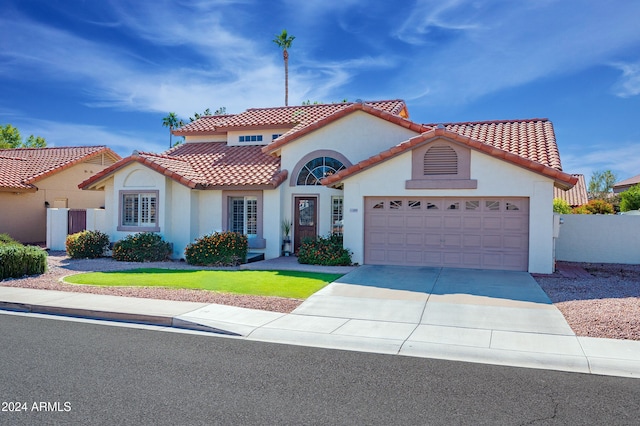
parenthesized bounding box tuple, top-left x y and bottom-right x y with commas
(405, 179, 478, 189)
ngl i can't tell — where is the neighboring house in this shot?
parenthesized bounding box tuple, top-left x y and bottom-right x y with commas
(79, 100, 576, 273)
(613, 174, 640, 193)
(0, 146, 121, 243)
(554, 174, 588, 207)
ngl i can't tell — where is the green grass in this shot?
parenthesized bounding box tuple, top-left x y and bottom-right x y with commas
(63, 269, 343, 299)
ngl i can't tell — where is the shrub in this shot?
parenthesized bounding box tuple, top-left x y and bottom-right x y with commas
(185, 232, 248, 266)
(112, 232, 172, 262)
(553, 198, 572, 214)
(573, 199, 615, 215)
(297, 234, 352, 266)
(0, 233, 20, 246)
(620, 184, 640, 212)
(66, 230, 110, 259)
(0, 244, 47, 280)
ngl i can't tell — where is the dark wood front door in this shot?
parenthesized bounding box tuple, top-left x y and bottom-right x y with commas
(294, 197, 317, 252)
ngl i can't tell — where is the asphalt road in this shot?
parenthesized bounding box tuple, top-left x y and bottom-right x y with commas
(0, 313, 638, 425)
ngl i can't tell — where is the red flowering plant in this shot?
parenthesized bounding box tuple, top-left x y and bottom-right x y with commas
(185, 232, 248, 266)
(297, 234, 352, 266)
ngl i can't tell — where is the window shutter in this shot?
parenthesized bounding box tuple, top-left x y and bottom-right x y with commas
(424, 146, 458, 175)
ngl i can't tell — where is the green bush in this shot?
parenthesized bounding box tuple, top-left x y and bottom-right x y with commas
(0, 244, 47, 280)
(297, 234, 352, 266)
(66, 230, 110, 259)
(620, 184, 640, 212)
(0, 233, 20, 246)
(572, 199, 615, 214)
(112, 232, 172, 262)
(553, 198, 572, 214)
(185, 232, 248, 266)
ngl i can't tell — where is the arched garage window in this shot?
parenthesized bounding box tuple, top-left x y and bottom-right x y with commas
(296, 157, 346, 185)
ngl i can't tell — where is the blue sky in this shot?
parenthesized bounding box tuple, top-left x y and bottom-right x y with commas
(1, 0, 639, 182)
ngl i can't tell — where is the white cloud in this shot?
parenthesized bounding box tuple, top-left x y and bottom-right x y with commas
(611, 62, 640, 97)
(561, 142, 640, 182)
(390, 1, 640, 105)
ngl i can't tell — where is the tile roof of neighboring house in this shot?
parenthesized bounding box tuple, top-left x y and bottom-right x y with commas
(0, 146, 121, 192)
(174, 100, 408, 136)
(554, 174, 588, 207)
(80, 142, 287, 190)
(322, 123, 577, 189)
(613, 173, 640, 192)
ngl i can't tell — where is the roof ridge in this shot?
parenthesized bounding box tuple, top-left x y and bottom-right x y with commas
(137, 151, 190, 162)
(425, 118, 550, 126)
(243, 99, 404, 112)
(0, 155, 27, 161)
(0, 145, 108, 151)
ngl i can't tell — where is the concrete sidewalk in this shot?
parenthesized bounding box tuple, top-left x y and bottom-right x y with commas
(1, 262, 639, 379)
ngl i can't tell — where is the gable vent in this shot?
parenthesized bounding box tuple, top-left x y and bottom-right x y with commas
(424, 146, 458, 175)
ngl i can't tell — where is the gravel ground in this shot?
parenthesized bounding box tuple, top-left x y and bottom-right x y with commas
(1, 254, 638, 340)
(534, 262, 640, 341)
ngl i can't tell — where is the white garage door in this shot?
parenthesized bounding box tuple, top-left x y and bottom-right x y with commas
(364, 197, 529, 271)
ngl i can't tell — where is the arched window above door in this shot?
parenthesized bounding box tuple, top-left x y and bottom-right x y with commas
(296, 156, 346, 185)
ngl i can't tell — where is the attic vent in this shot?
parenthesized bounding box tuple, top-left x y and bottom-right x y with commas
(424, 146, 458, 175)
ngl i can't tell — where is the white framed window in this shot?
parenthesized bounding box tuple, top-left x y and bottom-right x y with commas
(331, 196, 343, 235)
(118, 191, 159, 231)
(229, 196, 257, 237)
(239, 135, 263, 143)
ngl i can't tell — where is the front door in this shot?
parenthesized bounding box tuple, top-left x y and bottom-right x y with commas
(294, 196, 317, 252)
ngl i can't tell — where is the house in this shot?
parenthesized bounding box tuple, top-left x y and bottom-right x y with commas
(613, 174, 640, 193)
(554, 174, 588, 207)
(79, 100, 576, 273)
(0, 146, 121, 243)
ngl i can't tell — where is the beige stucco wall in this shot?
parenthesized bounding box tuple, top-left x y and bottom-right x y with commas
(339, 144, 557, 273)
(0, 162, 108, 243)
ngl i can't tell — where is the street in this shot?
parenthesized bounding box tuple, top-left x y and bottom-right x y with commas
(1, 312, 638, 425)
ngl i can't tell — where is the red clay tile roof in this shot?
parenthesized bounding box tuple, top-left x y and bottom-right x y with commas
(322, 124, 577, 189)
(174, 100, 408, 136)
(0, 146, 121, 192)
(262, 102, 427, 155)
(434, 119, 562, 170)
(80, 142, 286, 190)
(554, 174, 588, 207)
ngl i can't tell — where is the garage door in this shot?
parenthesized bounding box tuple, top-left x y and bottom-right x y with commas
(364, 197, 529, 271)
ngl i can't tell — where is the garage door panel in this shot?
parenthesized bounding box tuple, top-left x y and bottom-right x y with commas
(388, 216, 405, 227)
(368, 215, 387, 228)
(365, 197, 529, 271)
(406, 216, 424, 228)
(443, 216, 462, 229)
(406, 233, 423, 245)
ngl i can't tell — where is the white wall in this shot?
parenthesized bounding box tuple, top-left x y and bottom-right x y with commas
(279, 111, 421, 245)
(341, 146, 557, 273)
(555, 214, 640, 264)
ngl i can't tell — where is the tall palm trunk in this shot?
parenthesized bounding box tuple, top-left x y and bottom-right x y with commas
(284, 48, 289, 106)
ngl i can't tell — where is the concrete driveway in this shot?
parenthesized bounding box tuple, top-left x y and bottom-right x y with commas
(293, 265, 573, 335)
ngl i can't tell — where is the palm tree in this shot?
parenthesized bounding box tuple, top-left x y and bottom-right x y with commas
(273, 29, 295, 106)
(162, 112, 183, 148)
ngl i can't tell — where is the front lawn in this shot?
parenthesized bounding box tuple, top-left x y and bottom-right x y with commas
(63, 269, 343, 299)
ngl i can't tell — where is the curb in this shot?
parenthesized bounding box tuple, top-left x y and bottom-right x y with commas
(0, 301, 240, 336)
